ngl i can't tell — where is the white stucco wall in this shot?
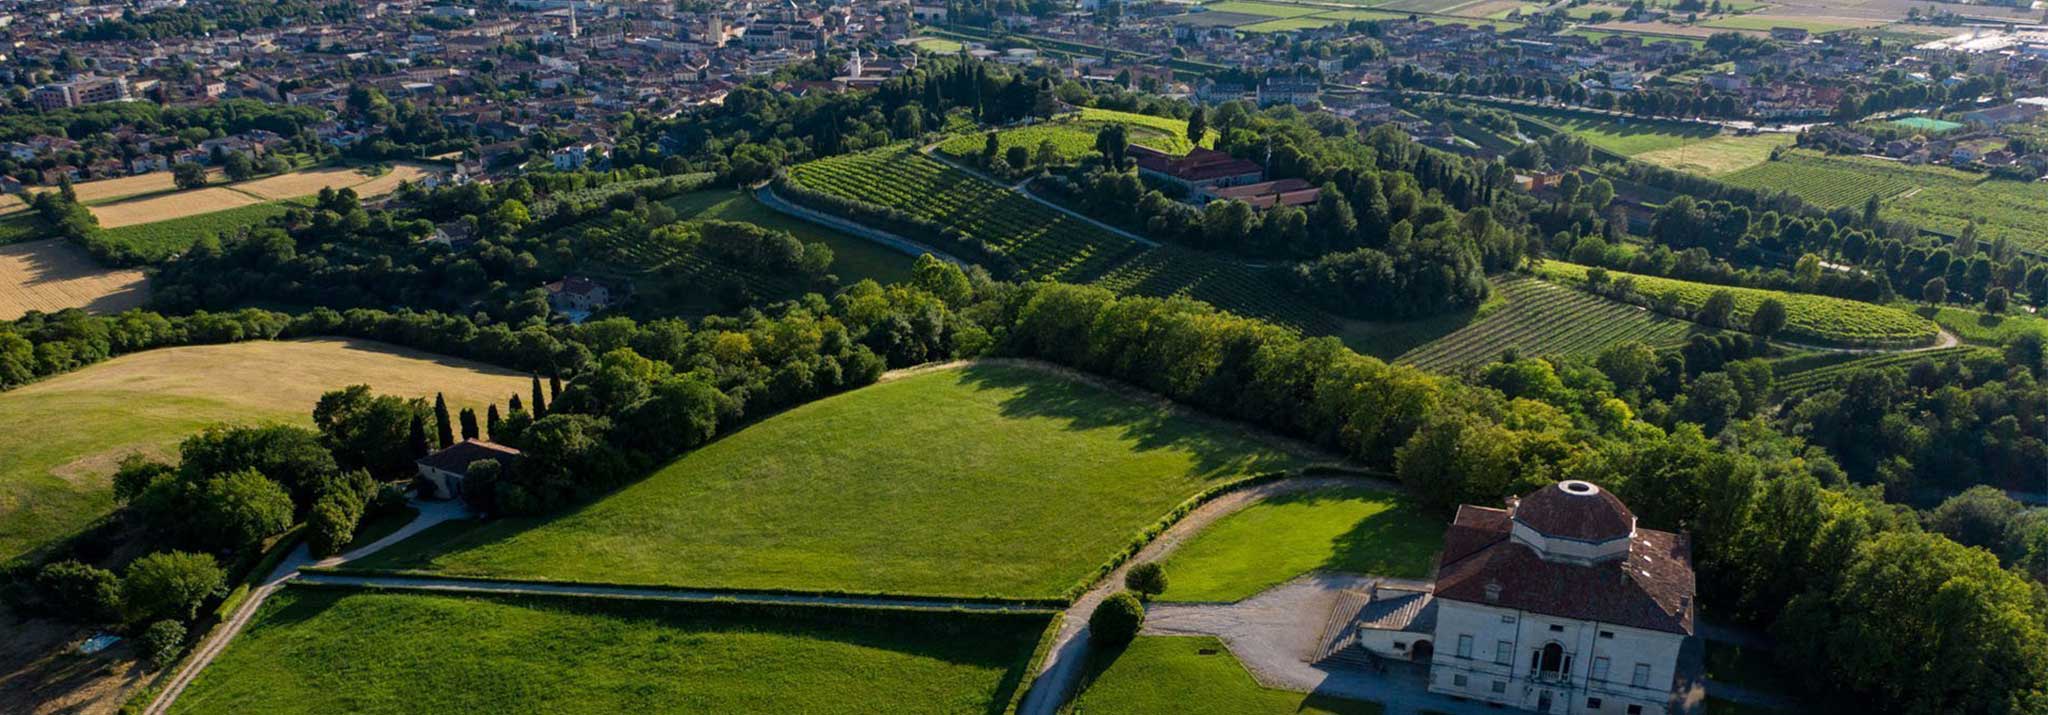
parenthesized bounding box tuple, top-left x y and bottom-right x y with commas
(1427, 599, 1685, 715)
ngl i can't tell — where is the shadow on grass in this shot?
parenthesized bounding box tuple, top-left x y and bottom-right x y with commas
(253, 586, 1044, 715)
(955, 363, 1301, 480)
(1316, 492, 1444, 580)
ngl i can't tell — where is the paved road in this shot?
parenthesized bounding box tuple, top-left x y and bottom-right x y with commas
(1017, 475, 1379, 715)
(751, 183, 969, 266)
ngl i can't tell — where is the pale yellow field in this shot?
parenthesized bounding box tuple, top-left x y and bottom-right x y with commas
(1634, 133, 1794, 176)
(90, 186, 264, 229)
(42, 172, 180, 204)
(0, 194, 26, 217)
(0, 338, 534, 562)
(232, 163, 430, 201)
(83, 163, 436, 229)
(0, 238, 149, 320)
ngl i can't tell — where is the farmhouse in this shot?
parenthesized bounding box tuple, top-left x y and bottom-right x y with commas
(415, 439, 522, 500)
(545, 275, 615, 320)
(1324, 481, 1694, 715)
(1131, 145, 1264, 191)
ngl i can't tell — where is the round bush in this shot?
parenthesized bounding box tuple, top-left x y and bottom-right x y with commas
(1090, 591, 1146, 645)
(139, 619, 186, 668)
(1124, 562, 1168, 598)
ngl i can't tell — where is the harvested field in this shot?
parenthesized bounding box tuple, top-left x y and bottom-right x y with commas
(1633, 132, 1794, 176)
(91, 187, 264, 229)
(0, 239, 148, 320)
(231, 162, 430, 201)
(36, 172, 182, 204)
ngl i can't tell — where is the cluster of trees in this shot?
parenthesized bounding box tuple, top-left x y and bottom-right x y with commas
(1387, 65, 1750, 119)
(62, 0, 335, 40)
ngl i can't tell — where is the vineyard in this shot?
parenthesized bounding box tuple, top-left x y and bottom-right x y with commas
(787, 148, 1143, 281)
(785, 147, 1334, 334)
(1089, 245, 1333, 334)
(1886, 178, 2048, 255)
(1397, 276, 1703, 372)
(1719, 151, 1968, 209)
(1773, 346, 1994, 397)
(1533, 261, 1940, 347)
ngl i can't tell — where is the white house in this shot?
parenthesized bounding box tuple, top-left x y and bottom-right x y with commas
(1424, 480, 1694, 715)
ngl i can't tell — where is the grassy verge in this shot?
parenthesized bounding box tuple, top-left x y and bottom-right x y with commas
(1154, 484, 1441, 602)
(342, 506, 419, 553)
(1070, 636, 1382, 715)
(168, 586, 1050, 715)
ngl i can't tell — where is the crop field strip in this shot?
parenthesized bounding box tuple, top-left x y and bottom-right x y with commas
(1398, 276, 1701, 372)
(1533, 261, 1938, 348)
(1774, 346, 1993, 397)
(789, 148, 1331, 333)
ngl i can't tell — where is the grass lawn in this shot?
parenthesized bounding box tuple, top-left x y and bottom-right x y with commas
(1907, 304, 2048, 345)
(1241, 16, 1341, 31)
(349, 363, 1307, 598)
(662, 189, 917, 285)
(342, 506, 419, 553)
(1512, 107, 1721, 156)
(1632, 132, 1794, 176)
(1154, 484, 1442, 602)
(170, 587, 1048, 715)
(1071, 637, 1382, 715)
(1203, 1, 1323, 17)
(0, 339, 528, 563)
(1701, 14, 1874, 33)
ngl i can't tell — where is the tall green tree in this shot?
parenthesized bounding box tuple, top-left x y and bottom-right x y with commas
(433, 393, 454, 449)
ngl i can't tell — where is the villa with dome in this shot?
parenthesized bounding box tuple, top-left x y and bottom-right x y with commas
(1323, 480, 1696, 715)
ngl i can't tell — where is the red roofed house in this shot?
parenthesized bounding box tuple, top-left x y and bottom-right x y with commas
(544, 276, 613, 320)
(1130, 145, 1264, 190)
(1424, 480, 1694, 714)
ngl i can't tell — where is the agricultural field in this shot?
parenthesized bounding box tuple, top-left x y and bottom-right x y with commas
(1533, 261, 1939, 348)
(1202, 1, 1322, 17)
(0, 238, 149, 321)
(90, 186, 265, 229)
(788, 148, 1142, 282)
(1510, 105, 1721, 156)
(93, 200, 298, 262)
(1070, 637, 1382, 715)
(1398, 276, 1704, 372)
(1633, 132, 1794, 176)
(0, 338, 529, 563)
(1701, 14, 1880, 33)
(170, 587, 1050, 715)
(229, 162, 430, 201)
(790, 148, 1332, 332)
(935, 119, 1194, 165)
(1717, 152, 1933, 209)
(347, 362, 1308, 599)
(664, 189, 918, 285)
(901, 35, 965, 53)
(1905, 303, 2048, 346)
(1886, 178, 2048, 255)
(1772, 346, 1993, 397)
(1154, 484, 1441, 603)
(1240, 16, 1342, 31)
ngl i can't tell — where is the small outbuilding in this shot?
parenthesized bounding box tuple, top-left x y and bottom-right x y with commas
(415, 439, 522, 500)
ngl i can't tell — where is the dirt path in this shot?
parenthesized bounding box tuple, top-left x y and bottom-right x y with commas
(1016, 475, 1379, 715)
(916, 144, 1162, 249)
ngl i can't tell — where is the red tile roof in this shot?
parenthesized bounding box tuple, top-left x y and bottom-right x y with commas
(417, 439, 522, 474)
(1131, 145, 1264, 183)
(1513, 480, 1635, 542)
(1435, 503, 1696, 635)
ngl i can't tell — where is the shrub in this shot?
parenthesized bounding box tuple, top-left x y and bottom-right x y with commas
(306, 493, 363, 558)
(139, 619, 187, 669)
(1090, 591, 1146, 645)
(1124, 562, 1168, 598)
(122, 551, 225, 623)
(35, 560, 123, 624)
(188, 468, 295, 552)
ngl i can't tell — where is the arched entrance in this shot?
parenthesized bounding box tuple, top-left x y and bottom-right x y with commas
(1410, 639, 1434, 662)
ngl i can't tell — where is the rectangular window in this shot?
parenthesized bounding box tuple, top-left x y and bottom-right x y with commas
(1495, 640, 1513, 665)
(1627, 707, 1644, 715)
(1454, 674, 1469, 687)
(1394, 642, 1407, 651)
(1491, 680, 1507, 694)
(1457, 635, 1474, 659)
(1549, 624, 1565, 633)
(1501, 614, 1516, 623)
(1599, 630, 1615, 639)
(1587, 698, 1603, 709)
(1632, 663, 1652, 688)
(1592, 657, 1610, 682)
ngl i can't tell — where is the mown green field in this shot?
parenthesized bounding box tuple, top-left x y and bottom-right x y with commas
(1510, 105, 1718, 156)
(1720, 150, 1967, 209)
(1632, 132, 1793, 176)
(349, 363, 1306, 598)
(0, 339, 528, 564)
(1533, 261, 1938, 347)
(1071, 637, 1382, 715)
(94, 200, 298, 262)
(1701, 14, 1873, 33)
(170, 587, 1048, 715)
(934, 115, 1198, 165)
(663, 189, 917, 285)
(1154, 484, 1441, 603)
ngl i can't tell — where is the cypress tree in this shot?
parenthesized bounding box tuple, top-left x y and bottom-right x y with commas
(459, 407, 479, 441)
(486, 404, 502, 439)
(407, 414, 430, 459)
(549, 375, 562, 399)
(509, 394, 524, 413)
(433, 393, 454, 449)
(530, 376, 547, 418)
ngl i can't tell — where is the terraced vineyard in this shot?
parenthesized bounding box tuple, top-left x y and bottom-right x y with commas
(787, 147, 1333, 333)
(1398, 276, 1703, 372)
(1773, 346, 1993, 397)
(1090, 245, 1333, 333)
(787, 148, 1142, 281)
(1533, 261, 1939, 348)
